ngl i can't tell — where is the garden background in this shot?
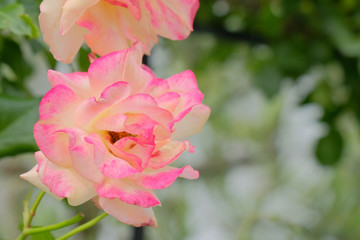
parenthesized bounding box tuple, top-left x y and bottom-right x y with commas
(1, 0, 360, 239)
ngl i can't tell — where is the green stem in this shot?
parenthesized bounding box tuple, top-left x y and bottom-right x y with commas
(16, 191, 45, 240)
(24, 213, 84, 235)
(25, 191, 45, 228)
(55, 212, 108, 240)
(15, 232, 26, 240)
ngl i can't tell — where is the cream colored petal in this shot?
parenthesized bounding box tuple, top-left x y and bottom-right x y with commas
(36, 151, 97, 206)
(143, 0, 198, 40)
(172, 104, 210, 140)
(99, 197, 157, 227)
(20, 165, 63, 201)
(61, 0, 100, 35)
(39, 0, 88, 63)
(78, 1, 157, 56)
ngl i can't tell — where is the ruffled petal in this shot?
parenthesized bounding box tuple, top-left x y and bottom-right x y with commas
(85, 134, 139, 179)
(58, 128, 104, 184)
(173, 91, 204, 121)
(166, 70, 199, 92)
(39, 0, 88, 63)
(95, 178, 160, 207)
(148, 140, 193, 169)
(155, 92, 180, 113)
(109, 137, 154, 169)
(47, 70, 91, 99)
(144, 78, 169, 98)
(124, 113, 156, 142)
(35, 151, 97, 206)
(20, 165, 63, 201)
(161, 70, 205, 120)
(74, 81, 130, 129)
(61, 0, 100, 35)
(110, 94, 173, 131)
(144, 0, 198, 40)
(99, 197, 157, 227)
(34, 123, 72, 167)
(172, 104, 210, 140)
(138, 165, 199, 189)
(38, 84, 81, 125)
(104, 0, 141, 20)
(88, 43, 151, 98)
(93, 113, 128, 132)
(78, 2, 157, 56)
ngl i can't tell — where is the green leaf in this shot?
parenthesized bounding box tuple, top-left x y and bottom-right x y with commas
(77, 46, 92, 72)
(0, 95, 40, 158)
(20, 13, 39, 38)
(0, 3, 39, 38)
(31, 231, 55, 240)
(316, 127, 344, 166)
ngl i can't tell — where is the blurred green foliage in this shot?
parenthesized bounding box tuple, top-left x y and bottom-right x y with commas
(185, 0, 360, 166)
(0, 3, 38, 38)
(0, 95, 39, 157)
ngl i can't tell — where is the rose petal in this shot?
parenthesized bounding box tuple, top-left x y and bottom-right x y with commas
(109, 137, 154, 169)
(34, 123, 72, 167)
(47, 70, 91, 99)
(173, 91, 204, 121)
(77, 2, 134, 56)
(74, 81, 130, 129)
(144, 0, 198, 40)
(124, 113, 156, 142)
(166, 70, 199, 92)
(39, 0, 88, 63)
(106, 140, 142, 170)
(148, 140, 193, 169)
(35, 151, 97, 206)
(111, 94, 173, 130)
(58, 128, 104, 183)
(78, 1, 158, 56)
(138, 165, 199, 189)
(38, 84, 81, 124)
(144, 78, 169, 98)
(161, 70, 205, 120)
(93, 113, 128, 132)
(99, 197, 157, 227)
(61, 0, 100, 35)
(172, 104, 210, 140)
(95, 178, 160, 207)
(85, 134, 139, 179)
(88, 43, 151, 98)
(156, 92, 180, 113)
(105, 0, 141, 20)
(20, 165, 63, 201)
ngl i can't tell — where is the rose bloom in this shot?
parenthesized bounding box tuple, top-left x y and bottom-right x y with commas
(40, 0, 199, 63)
(21, 44, 210, 227)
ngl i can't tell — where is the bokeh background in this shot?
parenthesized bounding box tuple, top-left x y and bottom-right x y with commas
(2, 0, 360, 239)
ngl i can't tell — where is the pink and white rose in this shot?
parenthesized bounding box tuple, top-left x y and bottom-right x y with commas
(21, 44, 210, 227)
(39, 0, 199, 63)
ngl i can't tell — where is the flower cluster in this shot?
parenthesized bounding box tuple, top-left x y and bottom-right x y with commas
(22, 0, 209, 227)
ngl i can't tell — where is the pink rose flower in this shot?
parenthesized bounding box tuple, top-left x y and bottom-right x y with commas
(21, 44, 210, 227)
(39, 0, 199, 63)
